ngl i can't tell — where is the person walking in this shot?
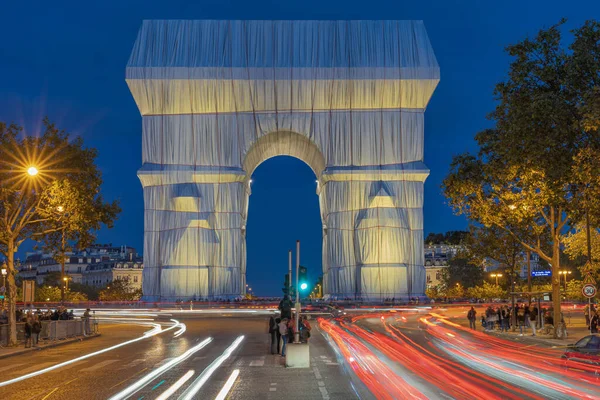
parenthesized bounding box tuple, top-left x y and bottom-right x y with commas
(300, 315, 312, 343)
(278, 318, 289, 357)
(516, 304, 526, 336)
(584, 304, 591, 329)
(24, 314, 33, 348)
(275, 318, 282, 354)
(467, 307, 477, 330)
(32, 314, 42, 347)
(83, 308, 91, 336)
(529, 303, 538, 337)
(591, 311, 599, 334)
(268, 315, 278, 354)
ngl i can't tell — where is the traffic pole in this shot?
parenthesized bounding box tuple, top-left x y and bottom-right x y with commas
(295, 240, 300, 344)
(288, 250, 292, 297)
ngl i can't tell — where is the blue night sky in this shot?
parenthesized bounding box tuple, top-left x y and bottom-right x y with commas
(1, 1, 598, 296)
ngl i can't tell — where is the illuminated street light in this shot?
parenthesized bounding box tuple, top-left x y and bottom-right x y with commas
(558, 270, 572, 290)
(27, 166, 39, 176)
(57, 206, 64, 213)
(490, 273, 503, 286)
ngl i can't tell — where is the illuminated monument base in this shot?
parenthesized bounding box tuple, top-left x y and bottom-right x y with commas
(126, 20, 439, 301)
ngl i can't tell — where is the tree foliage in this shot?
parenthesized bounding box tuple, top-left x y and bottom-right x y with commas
(466, 282, 506, 300)
(98, 279, 142, 301)
(442, 20, 600, 336)
(441, 252, 484, 289)
(0, 118, 120, 345)
(425, 231, 469, 245)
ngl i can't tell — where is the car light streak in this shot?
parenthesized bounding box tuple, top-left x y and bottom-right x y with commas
(109, 337, 213, 400)
(178, 336, 245, 400)
(173, 323, 187, 338)
(0, 319, 184, 388)
(214, 369, 240, 400)
(155, 370, 195, 400)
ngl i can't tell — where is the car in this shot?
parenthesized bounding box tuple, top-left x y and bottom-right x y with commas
(562, 334, 600, 373)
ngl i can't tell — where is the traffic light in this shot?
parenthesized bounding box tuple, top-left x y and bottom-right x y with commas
(282, 273, 291, 295)
(299, 266, 308, 292)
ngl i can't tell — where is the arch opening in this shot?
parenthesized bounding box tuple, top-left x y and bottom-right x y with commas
(243, 131, 326, 180)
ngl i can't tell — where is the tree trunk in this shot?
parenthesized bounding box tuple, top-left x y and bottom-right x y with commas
(552, 238, 562, 339)
(6, 239, 17, 346)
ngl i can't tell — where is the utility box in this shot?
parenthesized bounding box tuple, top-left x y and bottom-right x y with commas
(285, 343, 310, 368)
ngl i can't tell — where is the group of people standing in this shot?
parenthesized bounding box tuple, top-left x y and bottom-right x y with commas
(467, 303, 544, 336)
(268, 315, 312, 356)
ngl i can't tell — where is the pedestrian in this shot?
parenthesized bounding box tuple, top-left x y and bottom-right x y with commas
(275, 317, 282, 353)
(529, 303, 538, 337)
(467, 307, 477, 330)
(591, 310, 600, 334)
(278, 318, 289, 357)
(24, 314, 33, 348)
(268, 314, 278, 354)
(32, 314, 42, 346)
(300, 315, 312, 343)
(83, 308, 91, 335)
(501, 306, 509, 332)
(584, 304, 590, 329)
(517, 303, 526, 336)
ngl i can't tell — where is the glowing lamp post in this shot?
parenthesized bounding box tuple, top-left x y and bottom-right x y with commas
(490, 273, 503, 286)
(27, 166, 39, 176)
(558, 270, 571, 291)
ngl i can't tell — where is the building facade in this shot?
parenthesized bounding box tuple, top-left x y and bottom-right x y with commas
(127, 20, 439, 301)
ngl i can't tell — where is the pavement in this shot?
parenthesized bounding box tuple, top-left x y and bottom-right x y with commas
(0, 315, 361, 400)
(0, 334, 101, 360)
(0, 307, 597, 399)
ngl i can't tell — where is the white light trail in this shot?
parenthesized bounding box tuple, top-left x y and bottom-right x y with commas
(214, 369, 240, 400)
(178, 336, 245, 400)
(155, 370, 195, 400)
(0, 320, 183, 388)
(174, 323, 187, 338)
(109, 337, 213, 400)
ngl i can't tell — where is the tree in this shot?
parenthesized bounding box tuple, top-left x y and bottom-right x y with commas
(466, 282, 506, 301)
(98, 279, 142, 301)
(441, 252, 484, 289)
(468, 226, 523, 293)
(443, 20, 600, 338)
(35, 286, 61, 302)
(0, 119, 120, 345)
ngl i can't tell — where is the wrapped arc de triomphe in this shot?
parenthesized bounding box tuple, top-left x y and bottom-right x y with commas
(126, 20, 439, 301)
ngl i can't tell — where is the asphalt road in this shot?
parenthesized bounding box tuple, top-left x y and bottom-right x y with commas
(0, 312, 360, 400)
(0, 308, 597, 400)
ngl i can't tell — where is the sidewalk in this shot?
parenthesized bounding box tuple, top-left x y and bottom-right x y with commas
(0, 333, 100, 360)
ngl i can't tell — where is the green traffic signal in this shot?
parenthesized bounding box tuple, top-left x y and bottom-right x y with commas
(300, 282, 308, 291)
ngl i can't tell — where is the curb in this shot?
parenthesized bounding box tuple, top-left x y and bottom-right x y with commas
(0, 334, 101, 360)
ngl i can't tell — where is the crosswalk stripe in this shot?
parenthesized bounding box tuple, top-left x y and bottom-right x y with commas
(0, 364, 24, 373)
(16, 362, 56, 375)
(80, 359, 118, 372)
(125, 359, 146, 368)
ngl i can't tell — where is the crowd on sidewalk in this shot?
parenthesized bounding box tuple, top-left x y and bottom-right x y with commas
(267, 295, 312, 357)
(466, 303, 577, 337)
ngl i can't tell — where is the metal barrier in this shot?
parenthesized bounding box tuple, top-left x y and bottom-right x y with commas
(0, 318, 97, 346)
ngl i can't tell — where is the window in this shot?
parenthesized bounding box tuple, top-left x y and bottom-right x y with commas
(436, 272, 441, 280)
(79, 258, 83, 263)
(134, 276, 138, 283)
(77, 267, 82, 273)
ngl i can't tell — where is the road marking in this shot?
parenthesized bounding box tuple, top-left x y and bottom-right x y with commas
(125, 359, 146, 368)
(325, 362, 339, 366)
(81, 359, 118, 372)
(41, 387, 59, 400)
(17, 362, 56, 375)
(312, 366, 322, 380)
(108, 368, 148, 390)
(192, 356, 206, 361)
(0, 364, 24, 373)
(151, 380, 166, 390)
(249, 359, 264, 366)
(270, 388, 277, 392)
(319, 386, 330, 400)
(155, 357, 174, 366)
(318, 381, 325, 387)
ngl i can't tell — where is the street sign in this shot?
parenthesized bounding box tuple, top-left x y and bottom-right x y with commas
(582, 283, 597, 298)
(532, 270, 551, 277)
(583, 272, 597, 285)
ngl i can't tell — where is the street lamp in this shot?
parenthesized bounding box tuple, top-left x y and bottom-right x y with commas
(558, 270, 572, 291)
(63, 276, 69, 293)
(27, 166, 39, 176)
(490, 273, 503, 286)
(1, 265, 7, 307)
